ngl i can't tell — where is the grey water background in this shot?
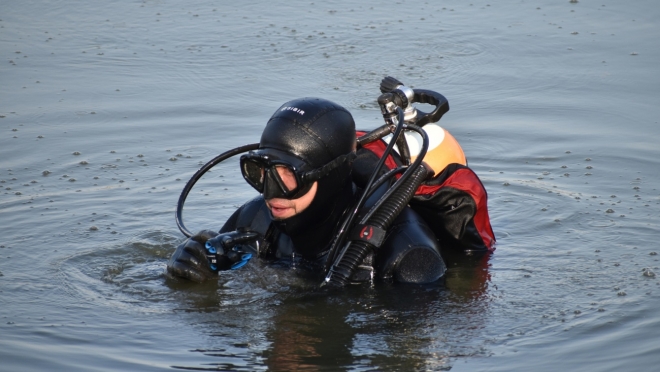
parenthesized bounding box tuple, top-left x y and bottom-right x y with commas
(1, 0, 659, 370)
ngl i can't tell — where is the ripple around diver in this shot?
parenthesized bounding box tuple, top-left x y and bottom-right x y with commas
(57, 230, 181, 313)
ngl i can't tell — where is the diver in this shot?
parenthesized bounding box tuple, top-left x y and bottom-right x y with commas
(167, 83, 495, 286)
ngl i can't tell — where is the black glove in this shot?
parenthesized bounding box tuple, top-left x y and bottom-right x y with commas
(167, 229, 258, 282)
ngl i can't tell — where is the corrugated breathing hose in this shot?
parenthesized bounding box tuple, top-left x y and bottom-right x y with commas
(324, 165, 428, 287)
(324, 123, 429, 288)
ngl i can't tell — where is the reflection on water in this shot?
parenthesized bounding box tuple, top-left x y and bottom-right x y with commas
(56, 229, 494, 370)
(169, 257, 492, 371)
(2, 0, 660, 371)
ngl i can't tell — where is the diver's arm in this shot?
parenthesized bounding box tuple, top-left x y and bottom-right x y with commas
(391, 245, 446, 284)
(375, 208, 447, 284)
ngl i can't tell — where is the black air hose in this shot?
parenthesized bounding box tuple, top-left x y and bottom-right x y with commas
(176, 143, 260, 238)
(356, 124, 394, 147)
(325, 164, 428, 287)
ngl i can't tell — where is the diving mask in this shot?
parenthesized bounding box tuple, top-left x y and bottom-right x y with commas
(240, 149, 355, 200)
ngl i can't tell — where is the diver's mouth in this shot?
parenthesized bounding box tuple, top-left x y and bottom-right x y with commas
(266, 200, 295, 219)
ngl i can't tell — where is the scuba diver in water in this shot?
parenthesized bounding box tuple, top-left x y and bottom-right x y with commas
(168, 77, 495, 286)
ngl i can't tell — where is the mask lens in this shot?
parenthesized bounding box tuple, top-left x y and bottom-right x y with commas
(273, 165, 298, 192)
(242, 159, 265, 191)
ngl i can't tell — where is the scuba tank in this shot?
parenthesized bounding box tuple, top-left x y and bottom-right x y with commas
(386, 122, 466, 176)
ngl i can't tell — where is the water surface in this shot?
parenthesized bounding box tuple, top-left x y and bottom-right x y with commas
(1, 0, 659, 371)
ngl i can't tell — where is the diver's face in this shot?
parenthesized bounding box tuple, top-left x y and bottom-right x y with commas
(265, 166, 317, 220)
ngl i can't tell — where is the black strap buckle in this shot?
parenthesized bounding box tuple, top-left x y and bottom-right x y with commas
(349, 224, 386, 247)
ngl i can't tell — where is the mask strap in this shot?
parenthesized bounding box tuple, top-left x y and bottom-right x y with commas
(302, 152, 356, 184)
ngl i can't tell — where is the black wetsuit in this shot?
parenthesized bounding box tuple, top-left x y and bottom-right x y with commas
(215, 129, 498, 284)
(219, 190, 447, 285)
(168, 97, 495, 284)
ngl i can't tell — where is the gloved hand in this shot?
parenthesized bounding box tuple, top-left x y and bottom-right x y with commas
(204, 229, 258, 271)
(167, 229, 258, 282)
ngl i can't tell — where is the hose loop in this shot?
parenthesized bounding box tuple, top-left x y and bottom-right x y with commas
(176, 143, 260, 238)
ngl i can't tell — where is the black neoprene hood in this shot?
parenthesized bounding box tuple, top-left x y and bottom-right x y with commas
(257, 97, 357, 241)
(259, 97, 356, 168)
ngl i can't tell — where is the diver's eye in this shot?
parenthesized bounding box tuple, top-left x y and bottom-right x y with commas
(274, 165, 297, 191)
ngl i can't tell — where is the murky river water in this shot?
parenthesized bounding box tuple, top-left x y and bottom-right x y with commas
(2, 0, 659, 370)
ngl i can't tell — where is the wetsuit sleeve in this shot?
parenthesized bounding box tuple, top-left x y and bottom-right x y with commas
(410, 164, 496, 254)
(375, 207, 446, 284)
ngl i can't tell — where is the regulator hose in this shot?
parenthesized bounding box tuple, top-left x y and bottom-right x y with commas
(356, 124, 395, 147)
(324, 123, 429, 288)
(176, 143, 260, 238)
(324, 166, 428, 287)
(323, 109, 407, 275)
